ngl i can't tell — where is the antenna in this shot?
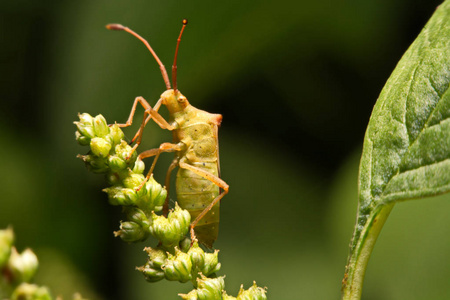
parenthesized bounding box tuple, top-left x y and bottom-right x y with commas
(172, 19, 188, 92)
(106, 23, 172, 90)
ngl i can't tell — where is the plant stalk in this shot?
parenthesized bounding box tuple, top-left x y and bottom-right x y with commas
(342, 203, 394, 300)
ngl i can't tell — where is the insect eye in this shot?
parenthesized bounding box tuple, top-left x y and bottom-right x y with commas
(178, 97, 186, 103)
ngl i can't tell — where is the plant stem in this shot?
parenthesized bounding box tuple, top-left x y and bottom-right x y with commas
(342, 203, 394, 300)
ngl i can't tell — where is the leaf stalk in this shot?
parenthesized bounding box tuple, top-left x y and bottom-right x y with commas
(342, 203, 394, 300)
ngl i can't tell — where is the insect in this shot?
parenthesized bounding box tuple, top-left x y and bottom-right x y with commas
(106, 20, 229, 248)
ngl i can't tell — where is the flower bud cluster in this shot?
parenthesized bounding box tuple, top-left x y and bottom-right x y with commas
(75, 113, 268, 299)
(75, 113, 168, 243)
(114, 208, 151, 242)
(10, 283, 52, 300)
(138, 241, 221, 285)
(0, 228, 39, 289)
(224, 282, 267, 300)
(163, 248, 193, 283)
(0, 227, 80, 299)
(187, 242, 221, 278)
(180, 276, 267, 300)
(75, 114, 128, 174)
(138, 247, 167, 282)
(149, 203, 191, 248)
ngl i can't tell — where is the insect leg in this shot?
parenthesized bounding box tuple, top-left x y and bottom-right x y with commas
(136, 143, 182, 190)
(114, 96, 156, 153)
(131, 98, 177, 147)
(178, 162, 229, 242)
(163, 157, 180, 216)
(114, 96, 151, 129)
(132, 106, 175, 160)
(130, 99, 164, 143)
(115, 97, 175, 158)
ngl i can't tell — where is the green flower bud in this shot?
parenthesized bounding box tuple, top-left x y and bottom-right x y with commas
(136, 176, 167, 213)
(115, 141, 137, 164)
(169, 203, 191, 237)
(10, 283, 52, 300)
(150, 213, 178, 248)
(149, 203, 190, 248)
(108, 124, 125, 145)
(138, 264, 165, 282)
(188, 242, 205, 265)
(126, 207, 152, 228)
(90, 137, 112, 158)
(75, 131, 91, 146)
(79, 154, 109, 173)
(108, 155, 127, 172)
(180, 275, 225, 300)
(75, 113, 95, 139)
(138, 247, 168, 282)
(102, 133, 114, 147)
(104, 186, 137, 206)
(202, 250, 221, 276)
(123, 173, 145, 189)
(106, 169, 129, 186)
(144, 246, 167, 268)
(187, 242, 205, 276)
(114, 221, 149, 243)
(76, 123, 95, 139)
(103, 186, 123, 206)
(162, 248, 192, 283)
(78, 112, 94, 125)
(179, 237, 191, 253)
(93, 114, 109, 137)
(8, 247, 39, 283)
(235, 282, 267, 300)
(197, 276, 225, 300)
(179, 290, 198, 300)
(132, 158, 145, 174)
(122, 188, 138, 205)
(0, 226, 14, 268)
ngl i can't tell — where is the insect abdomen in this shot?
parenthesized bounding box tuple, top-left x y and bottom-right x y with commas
(176, 162, 220, 248)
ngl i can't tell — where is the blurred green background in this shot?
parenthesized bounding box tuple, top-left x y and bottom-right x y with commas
(1, 0, 450, 299)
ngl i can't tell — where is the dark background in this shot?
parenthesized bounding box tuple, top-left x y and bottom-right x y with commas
(2, 0, 450, 299)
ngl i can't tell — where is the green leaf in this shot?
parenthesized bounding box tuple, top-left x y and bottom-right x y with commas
(343, 1, 450, 299)
(360, 19, 450, 209)
(356, 0, 450, 248)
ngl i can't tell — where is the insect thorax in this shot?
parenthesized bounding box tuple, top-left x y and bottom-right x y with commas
(173, 107, 219, 164)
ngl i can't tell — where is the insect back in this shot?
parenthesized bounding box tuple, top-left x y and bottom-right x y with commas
(171, 104, 224, 248)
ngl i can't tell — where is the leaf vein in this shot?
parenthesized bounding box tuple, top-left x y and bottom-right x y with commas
(397, 157, 450, 177)
(381, 57, 450, 198)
